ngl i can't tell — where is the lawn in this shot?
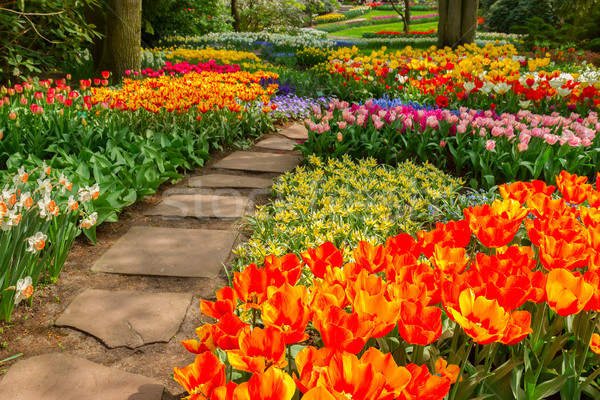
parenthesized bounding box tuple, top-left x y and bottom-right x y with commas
(330, 20, 438, 38)
(316, 9, 434, 28)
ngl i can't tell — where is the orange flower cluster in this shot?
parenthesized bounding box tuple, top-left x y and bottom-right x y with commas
(91, 70, 279, 114)
(175, 169, 600, 399)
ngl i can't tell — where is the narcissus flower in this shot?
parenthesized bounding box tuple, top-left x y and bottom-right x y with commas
(173, 351, 225, 400)
(546, 268, 594, 316)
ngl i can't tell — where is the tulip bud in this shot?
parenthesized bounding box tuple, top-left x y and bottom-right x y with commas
(9, 112, 17, 120)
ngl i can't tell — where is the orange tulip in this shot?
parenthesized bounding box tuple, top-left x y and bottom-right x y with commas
(385, 233, 422, 258)
(294, 346, 336, 393)
(387, 258, 442, 306)
(418, 220, 471, 258)
(226, 326, 287, 374)
(587, 189, 600, 208)
(301, 242, 344, 279)
(173, 352, 225, 399)
(345, 269, 386, 300)
(430, 244, 470, 274)
(397, 300, 442, 345)
(181, 324, 216, 355)
(264, 253, 302, 286)
(499, 180, 555, 204)
(351, 289, 402, 338)
(524, 215, 583, 247)
(211, 312, 248, 350)
(434, 358, 461, 384)
(316, 351, 388, 400)
(398, 363, 451, 400)
(353, 241, 389, 273)
(464, 199, 528, 248)
(386, 280, 431, 305)
(447, 289, 510, 344)
(233, 263, 268, 309)
(539, 234, 591, 271)
(500, 310, 533, 345)
(309, 281, 348, 312)
(211, 381, 238, 400)
(590, 333, 600, 355)
(583, 271, 600, 312)
(546, 268, 594, 316)
(360, 348, 412, 397)
(262, 283, 310, 344)
(312, 305, 374, 354)
(581, 206, 600, 229)
(527, 193, 578, 220)
(231, 368, 296, 400)
(200, 286, 237, 319)
(555, 170, 592, 205)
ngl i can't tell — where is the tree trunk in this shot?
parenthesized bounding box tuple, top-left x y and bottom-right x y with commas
(100, 0, 141, 81)
(231, 0, 241, 32)
(404, 0, 410, 32)
(460, 0, 478, 45)
(438, 0, 478, 48)
(82, 2, 105, 73)
(388, 0, 408, 32)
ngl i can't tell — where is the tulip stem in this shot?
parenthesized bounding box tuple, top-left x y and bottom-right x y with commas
(534, 314, 561, 383)
(287, 344, 293, 375)
(575, 311, 597, 393)
(448, 341, 472, 400)
(412, 344, 424, 365)
(450, 321, 461, 364)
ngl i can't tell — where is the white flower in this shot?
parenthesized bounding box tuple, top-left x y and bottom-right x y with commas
(519, 100, 532, 109)
(556, 87, 572, 97)
(463, 81, 476, 92)
(81, 212, 98, 229)
(67, 195, 79, 211)
(14, 276, 33, 305)
(26, 232, 47, 253)
(37, 178, 53, 194)
(1, 209, 22, 231)
(13, 166, 29, 185)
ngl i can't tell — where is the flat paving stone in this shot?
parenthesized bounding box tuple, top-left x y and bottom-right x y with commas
(55, 289, 193, 348)
(255, 136, 298, 151)
(144, 194, 249, 219)
(189, 174, 273, 189)
(214, 151, 301, 173)
(92, 226, 237, 277)
(0, 353, 163, 400)
(279, 124, 308, 140)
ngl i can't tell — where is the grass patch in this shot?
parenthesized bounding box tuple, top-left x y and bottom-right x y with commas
(330, 21, 438, 38)
(317, 9, 433, 28)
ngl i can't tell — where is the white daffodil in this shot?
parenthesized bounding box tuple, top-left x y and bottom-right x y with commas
(14, 276, 33, 305)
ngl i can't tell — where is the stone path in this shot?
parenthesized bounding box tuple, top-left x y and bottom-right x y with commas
(0, 124, 307, 399)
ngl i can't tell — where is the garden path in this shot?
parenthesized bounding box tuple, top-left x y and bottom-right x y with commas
(0, 125, 307, 399)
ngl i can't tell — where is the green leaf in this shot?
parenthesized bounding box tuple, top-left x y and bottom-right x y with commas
(531, 374, 569, 400)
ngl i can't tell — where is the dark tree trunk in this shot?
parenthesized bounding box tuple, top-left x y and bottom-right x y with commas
(438, 0, 478, 48)
(404, 0, 410, 31)
(100, 0, 141, 81)
(231, 0, 241, 31)
(388, 0, 409, 32)
(82, 2, 105, 73)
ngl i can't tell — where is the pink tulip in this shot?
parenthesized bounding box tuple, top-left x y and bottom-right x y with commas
(485, 140, 495, 151)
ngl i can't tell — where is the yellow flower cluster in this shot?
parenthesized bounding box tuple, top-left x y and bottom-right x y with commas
(315, 13, 346, 22)
(165, 47, 260, 64)
(91, 70, 278, 113)
(234, 155, 464, 264)
(327, 43, 552, 83)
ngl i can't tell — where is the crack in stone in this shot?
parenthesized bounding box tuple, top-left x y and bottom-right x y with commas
(125, 320, 145, 347)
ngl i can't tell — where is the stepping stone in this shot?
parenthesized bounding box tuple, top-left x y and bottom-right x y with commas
(55, 289, 193, 348)
(92, 226, 237, 277)
(0, 353, 163, 400)
(189, 174, 273, 189)
(214, 151, 301, 173)
(145, 194, 249, 218)
(255, 136, 298, 151)
(280, 124, 308, 140)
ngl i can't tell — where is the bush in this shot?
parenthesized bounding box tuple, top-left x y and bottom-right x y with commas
(487, 0, 560, 33)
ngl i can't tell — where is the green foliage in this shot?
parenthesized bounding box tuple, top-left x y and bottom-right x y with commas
(487, 0, 560, 33)
(0, 0, 100, 83)
(141, 0, 231, 47)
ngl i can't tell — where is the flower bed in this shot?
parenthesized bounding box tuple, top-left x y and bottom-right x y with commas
(298, 100, 600, 188)
(364, 29, 437, 38)
(176, 170, 600, 400)
(315, 13, 346, 23)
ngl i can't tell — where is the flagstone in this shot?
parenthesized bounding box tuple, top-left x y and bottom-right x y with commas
(0, 353, 163, 400)
(279, 123, 308, 140)
(255, 136, 298, 151)
(144, 193, 249, 218)
(92, 226, 237, 277)
(55, 289, 193, 348)
(188, 174, 273, 189)
(214, 151, 301, 173)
